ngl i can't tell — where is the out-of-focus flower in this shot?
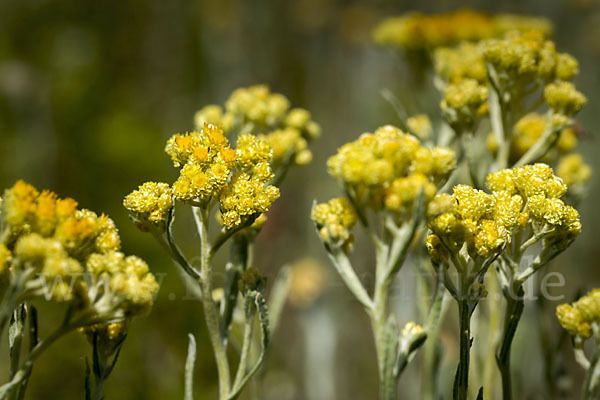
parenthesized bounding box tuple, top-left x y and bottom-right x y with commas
(311, 197, 357, 249)
(194, 85, 320, 172)
(326, 125, 455, 218)
(557, 153, 591, 188)
(556, 290, 600, 339)
(288, 258, 328, 308)
(1, 180, 158, 324)
(544, 81, 587, 117)
(434, 42, 487, 83)
(441, 79, 488, 129)
(372, 9, 552, 52)
(480, 31, 578, 82)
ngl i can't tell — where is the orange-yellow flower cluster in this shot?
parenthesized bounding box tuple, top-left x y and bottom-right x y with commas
(0, 180, 158, 317)
(126, 123, 280, 230)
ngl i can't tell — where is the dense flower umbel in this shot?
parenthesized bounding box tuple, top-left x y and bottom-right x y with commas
(485, 164, 581, 249)
(326, 125, 455, 217)
(434, 42, 487, 83)
(480, 30, 579, 82)
(0, 180, 158, 316)
(311, 197, 358, 249)
(126, 123, 280, 230)
(441, 79, 489, 129)
(194, 85, 320, 168)
(123, 182, 173, 225)
(427, 163, 581, 261)
(556, 290, 600, 339)
(372, 9, 551, 51)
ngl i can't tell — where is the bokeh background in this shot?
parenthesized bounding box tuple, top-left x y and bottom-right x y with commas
(0, 0, 599, 399)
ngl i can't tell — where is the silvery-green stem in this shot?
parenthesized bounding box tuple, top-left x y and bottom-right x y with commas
(193, 207, 231, 400)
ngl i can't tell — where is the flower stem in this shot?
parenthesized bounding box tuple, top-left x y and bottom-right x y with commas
(371, 278, 396, 400)
(453, 298, 472, 400)
(194, 207, 231, 400)
(496, 287, 525, 400)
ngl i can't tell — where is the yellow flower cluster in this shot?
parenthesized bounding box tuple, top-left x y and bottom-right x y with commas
(556, 289, 600, 339)
(441, 79, 489, 128)
(428, 164, 581, 259)
(480, 30, 579, 82)
(406, 114, 433, 140)
(486, 113, 578, 163)
(557, 153, 591, 188)
(544, 81, 587, 117)
(372, 9, 551, 51)
(123, 182, 173, 225)
(486, 164, 581, 248)
(427, 185, 511, 259)
(434, 42, 487, 83)
(194, 85, 320, 168)
(0, 181, 158, 316)
(128, 123, 280, 230)
(326, 125, 456, 216)
(311, 197, 357, 248)
(86, 251, 158, 314)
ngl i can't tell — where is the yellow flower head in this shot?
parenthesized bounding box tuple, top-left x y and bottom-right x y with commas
(557, 153, 591, 188)
(165, 124, 279, 229)
(556, 302, 592, 339)
(426, 234, 449, 265)
(434, 42, 487, 83)
(486, 164, 581, 248)
(327, 125, 455, 215)
(1, 181, 157, 320)
(544, 81, 587, 116)
(2, 180, 39, 230)
(480, 31, 574, 82)
(311, 198, 357, 247)
(441, 79, 488, 128)
(124, 182, 173, 224)
(427, 185, 508, 258)
(406, 114, 433, 140)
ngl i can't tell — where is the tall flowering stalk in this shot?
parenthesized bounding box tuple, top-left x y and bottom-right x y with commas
(312, 125, 456, 399)
(0, 181, 158, 400)
(426, 164, 581, 399)
(125, 85, 319, 400)
(374, 10, 591, 399)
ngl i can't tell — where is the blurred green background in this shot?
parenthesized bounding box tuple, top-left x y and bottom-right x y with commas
(0, 0, 599, 398)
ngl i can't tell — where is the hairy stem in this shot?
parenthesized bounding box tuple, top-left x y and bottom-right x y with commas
(194, 207, 231, 399)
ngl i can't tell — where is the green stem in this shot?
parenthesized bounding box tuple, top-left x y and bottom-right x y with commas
(372, 278, 395, 400)
(453, 298, 472, 400)
(194, 207, 231, 400)
(496, 287, 525, 400)
(232, 305, 254, 390)
(422, 268, 447, 400)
